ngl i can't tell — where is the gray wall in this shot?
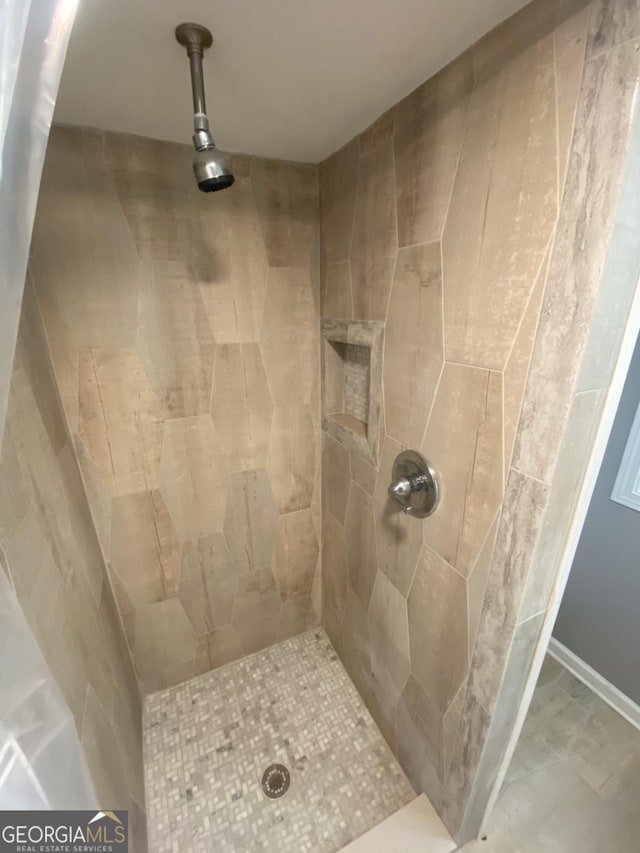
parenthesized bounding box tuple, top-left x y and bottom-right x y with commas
(554, 333, 640, 705)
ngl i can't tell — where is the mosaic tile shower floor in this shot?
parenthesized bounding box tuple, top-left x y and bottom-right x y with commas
(143, 629, 415, 852)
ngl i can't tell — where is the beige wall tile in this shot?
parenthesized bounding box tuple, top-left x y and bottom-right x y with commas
(472, 0, 560, 83)
(211, 343, 273, 471)
(408, 546, 468, 713)
(232, 567, 282, 654)
(134, 598, 199, 692)
(0, 426, 28, 545)
(322, 510, 349, 628)
(321, 261, 354, 319)
(110, 490, 181, 607)
(73, 435, 112, 562)
(56, 443, 105, 608)
(261, 267, 317, 406)
(322, 433, 351, 523)
(8, 371, 75, 580)
(12, 281, 68, 455)
(344, 482, 378, 607)
(33, 128, 141, 352)
(394, 56, 473, 247)
(198, 175, 268, 344)
(360, 107, 396, 154)
(137, 261, 215, 418)
(104, 131, 198, 262)
(467, 518, 499, 661)
(396, 674, 444, 805)
(320, 139, 359, 265)
(349, 450, 377, 497)
(368, 570, 411, 693)
(78, 348, 163, 496)
(340, 588, 371, 699)
(251, 159, 318, 268)
(203, 625, 245, 669)
(374, 436, 423, 597)
(443, 36, 557, 369)
(179, 534, 238, 635)
(267, 405, 315, 513)
(384, 242, 443, 447)
(223, 468, 278, 573)
(159, 416, 227, 541)
(422, 364, 503, 578)
(81, 686, 129, 809)
(503, 249, 550, 473)
(351, 137, 397, 321)
(272, 509, 319, 601)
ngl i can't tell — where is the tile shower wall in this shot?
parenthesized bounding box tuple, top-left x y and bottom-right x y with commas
(320, 0, 596, 831)
(0, 283, 146, 851)
(29, 126, 321, 693)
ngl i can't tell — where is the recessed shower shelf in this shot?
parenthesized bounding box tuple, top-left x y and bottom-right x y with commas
(321, 319, 384, 466)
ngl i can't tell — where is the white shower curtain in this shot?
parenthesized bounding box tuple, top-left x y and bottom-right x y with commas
(0, 0, 97, 809)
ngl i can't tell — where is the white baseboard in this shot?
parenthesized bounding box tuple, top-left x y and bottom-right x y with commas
(548, 638, 640, 731)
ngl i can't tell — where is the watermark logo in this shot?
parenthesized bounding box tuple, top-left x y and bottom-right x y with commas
(0, 810, 128, 852)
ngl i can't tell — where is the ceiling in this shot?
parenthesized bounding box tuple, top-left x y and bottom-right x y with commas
(54, 0, 529, 164)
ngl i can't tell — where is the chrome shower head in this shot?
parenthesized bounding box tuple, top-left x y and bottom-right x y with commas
(175, 22, 235, 193)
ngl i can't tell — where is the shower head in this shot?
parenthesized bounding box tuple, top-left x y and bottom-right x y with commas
(175, 22, 235, 193)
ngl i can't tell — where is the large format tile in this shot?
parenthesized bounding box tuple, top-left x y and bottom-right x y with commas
(267, 405, 315, 513)
(198, 174, 268, 344)
(351, 138, 397, 321)
(110, 490, 181, 607)
(159, 416, 227, 541)
(211, 343, 273, 472)
(251, 159, 318, 268)
(104, 132, 197, 263)
(231, 567, 282, 654)
(179, 534, 238, 635)
(368, 570, 411, 693)
(137, 261, 215, 418)
(322, 261, 353, 319)
(223, 469, 278, 574)
(374, 436, 423, 597)
(322, 433, 351, 524)
(383, 243, 443, 448)
(394, 55, 472, 247)
(421, 364, 503, 578)
(320, 139, 359, 265)
(261, 267, 317, 406)
(33, 128, 141, 364)
(81, 687, 129, 810)
(344, 482, 378, 608)
(78, 349, 163, 496)
(8, 371, 75, 581)
(554, 3, 591, 191)
(443, 35, 557, 369)
(321, 510, 348, 643)
(513, 38, 640, 482)
(272, 509, 319, 602)
(408, 546, 468, 714)
(134, 598, 200, 692)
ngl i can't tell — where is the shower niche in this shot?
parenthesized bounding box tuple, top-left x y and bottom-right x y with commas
(321, 319, 383, 466)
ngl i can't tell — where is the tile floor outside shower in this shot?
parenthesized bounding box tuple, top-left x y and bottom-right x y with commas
(461, 655, 640, 853)
(143, 629, 415, 852)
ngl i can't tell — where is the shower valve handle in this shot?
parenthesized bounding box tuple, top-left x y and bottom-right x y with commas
(388, 451, 440, 519)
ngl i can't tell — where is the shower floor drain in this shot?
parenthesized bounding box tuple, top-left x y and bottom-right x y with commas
(261, 764, 290, 799)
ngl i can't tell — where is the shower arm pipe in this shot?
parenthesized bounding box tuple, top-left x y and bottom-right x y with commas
(176, 23, 216, 149)
(188, 51, 209, 133)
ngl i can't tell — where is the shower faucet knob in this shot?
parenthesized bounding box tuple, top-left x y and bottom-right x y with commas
(388, 451, 439, 519)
